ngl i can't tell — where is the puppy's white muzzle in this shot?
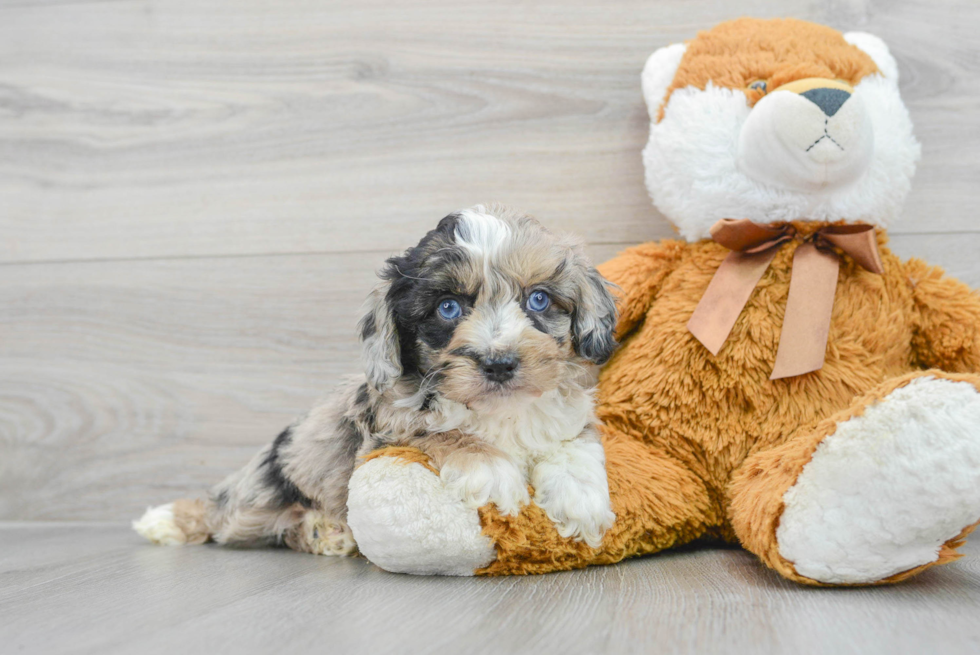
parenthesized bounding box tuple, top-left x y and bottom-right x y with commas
(737, 80, 874, 193)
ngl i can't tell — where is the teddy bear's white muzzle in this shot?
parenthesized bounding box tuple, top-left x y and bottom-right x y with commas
(737, 87, 874, 193)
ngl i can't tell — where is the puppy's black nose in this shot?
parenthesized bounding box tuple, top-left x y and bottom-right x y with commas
(481, 355, 518, 383)
(800, 87, 851, 117)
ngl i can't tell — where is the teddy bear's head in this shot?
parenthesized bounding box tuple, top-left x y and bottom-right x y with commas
(642, 18, 921, 241)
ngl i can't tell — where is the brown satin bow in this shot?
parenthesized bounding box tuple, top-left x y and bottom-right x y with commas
(687, 219, 884, 380)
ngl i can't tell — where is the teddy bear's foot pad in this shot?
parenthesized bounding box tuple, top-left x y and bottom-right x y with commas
(777, 376, 980, 584)
(347, 456, 497, 575)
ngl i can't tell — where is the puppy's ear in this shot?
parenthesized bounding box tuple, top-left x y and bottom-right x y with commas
(359, 283, 402, 392)
(571, 258, 618, 365)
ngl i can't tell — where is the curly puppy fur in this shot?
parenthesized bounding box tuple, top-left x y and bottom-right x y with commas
(133, 205, 618, 555)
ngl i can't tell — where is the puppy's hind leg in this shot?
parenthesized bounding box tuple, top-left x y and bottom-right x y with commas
(135, 382, 370, 554)
(132, 498, 211, 546)
(134, 429, 308, 549)
(284, 511, 357, 556)
(132, 487, 300, 549)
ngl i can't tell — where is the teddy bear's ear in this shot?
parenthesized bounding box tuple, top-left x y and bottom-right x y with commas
(844, 32, 899, 83)
(641, 43, 687, 121)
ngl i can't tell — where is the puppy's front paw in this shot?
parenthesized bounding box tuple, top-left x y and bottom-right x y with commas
(532, 445, 615, 549)
(440, 453, 530, 516)
(535, 479, 615, 548)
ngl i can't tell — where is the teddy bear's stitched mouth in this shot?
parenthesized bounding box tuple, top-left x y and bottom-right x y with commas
(806, 119, 845, 153)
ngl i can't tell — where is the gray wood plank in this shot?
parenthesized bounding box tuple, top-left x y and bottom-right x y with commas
(1, 0, 979, 265)
(1, 523, 978, 655)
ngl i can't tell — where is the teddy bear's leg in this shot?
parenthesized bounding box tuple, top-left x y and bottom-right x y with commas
(729, 370, 980, 586)
(346, 447, 499, 576)
(347, 429, 719, 576)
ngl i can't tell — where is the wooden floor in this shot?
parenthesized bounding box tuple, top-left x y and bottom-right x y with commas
(1, 523, 978, 655)
(3, 0, 980, 652)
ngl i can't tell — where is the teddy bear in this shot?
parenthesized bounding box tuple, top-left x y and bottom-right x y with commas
(344, 17, 980, 585)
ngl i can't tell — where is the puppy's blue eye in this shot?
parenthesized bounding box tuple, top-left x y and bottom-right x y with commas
(527, 290, 550, 312)
(437, 299, 462, 320)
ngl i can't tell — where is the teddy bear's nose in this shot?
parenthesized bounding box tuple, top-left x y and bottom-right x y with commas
(800, 87, 852, 117)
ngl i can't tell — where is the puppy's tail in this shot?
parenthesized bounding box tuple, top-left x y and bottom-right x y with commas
(132, 499, 211, 546)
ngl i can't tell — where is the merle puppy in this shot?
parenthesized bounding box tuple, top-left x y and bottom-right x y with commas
(134, 205, 619, 556)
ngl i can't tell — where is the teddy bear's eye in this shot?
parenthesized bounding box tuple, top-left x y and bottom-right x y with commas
(748, 80, 768, 94)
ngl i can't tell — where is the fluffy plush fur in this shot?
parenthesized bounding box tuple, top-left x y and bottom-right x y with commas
(345, 18, 980, 583)
(134, 206, 618, 555)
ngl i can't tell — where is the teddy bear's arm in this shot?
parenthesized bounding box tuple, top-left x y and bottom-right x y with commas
(597, 240, 684, 339)
(906, 258, 980, 373)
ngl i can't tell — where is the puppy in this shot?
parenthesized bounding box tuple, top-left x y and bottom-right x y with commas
(133, 205, 618, 556)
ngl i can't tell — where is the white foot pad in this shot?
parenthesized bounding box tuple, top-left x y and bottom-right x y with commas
(132, 503, 186, 545)
(347, 457, 496, 576)
(778, 377, 980, 583)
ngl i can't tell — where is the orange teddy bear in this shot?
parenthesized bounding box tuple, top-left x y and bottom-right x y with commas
(347, 18, 980, 585)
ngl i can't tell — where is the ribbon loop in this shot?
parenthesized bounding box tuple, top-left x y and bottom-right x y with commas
(709, 219, 796, 254)
(687, 220, 884, 379)
(812, 225, 884, 274)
